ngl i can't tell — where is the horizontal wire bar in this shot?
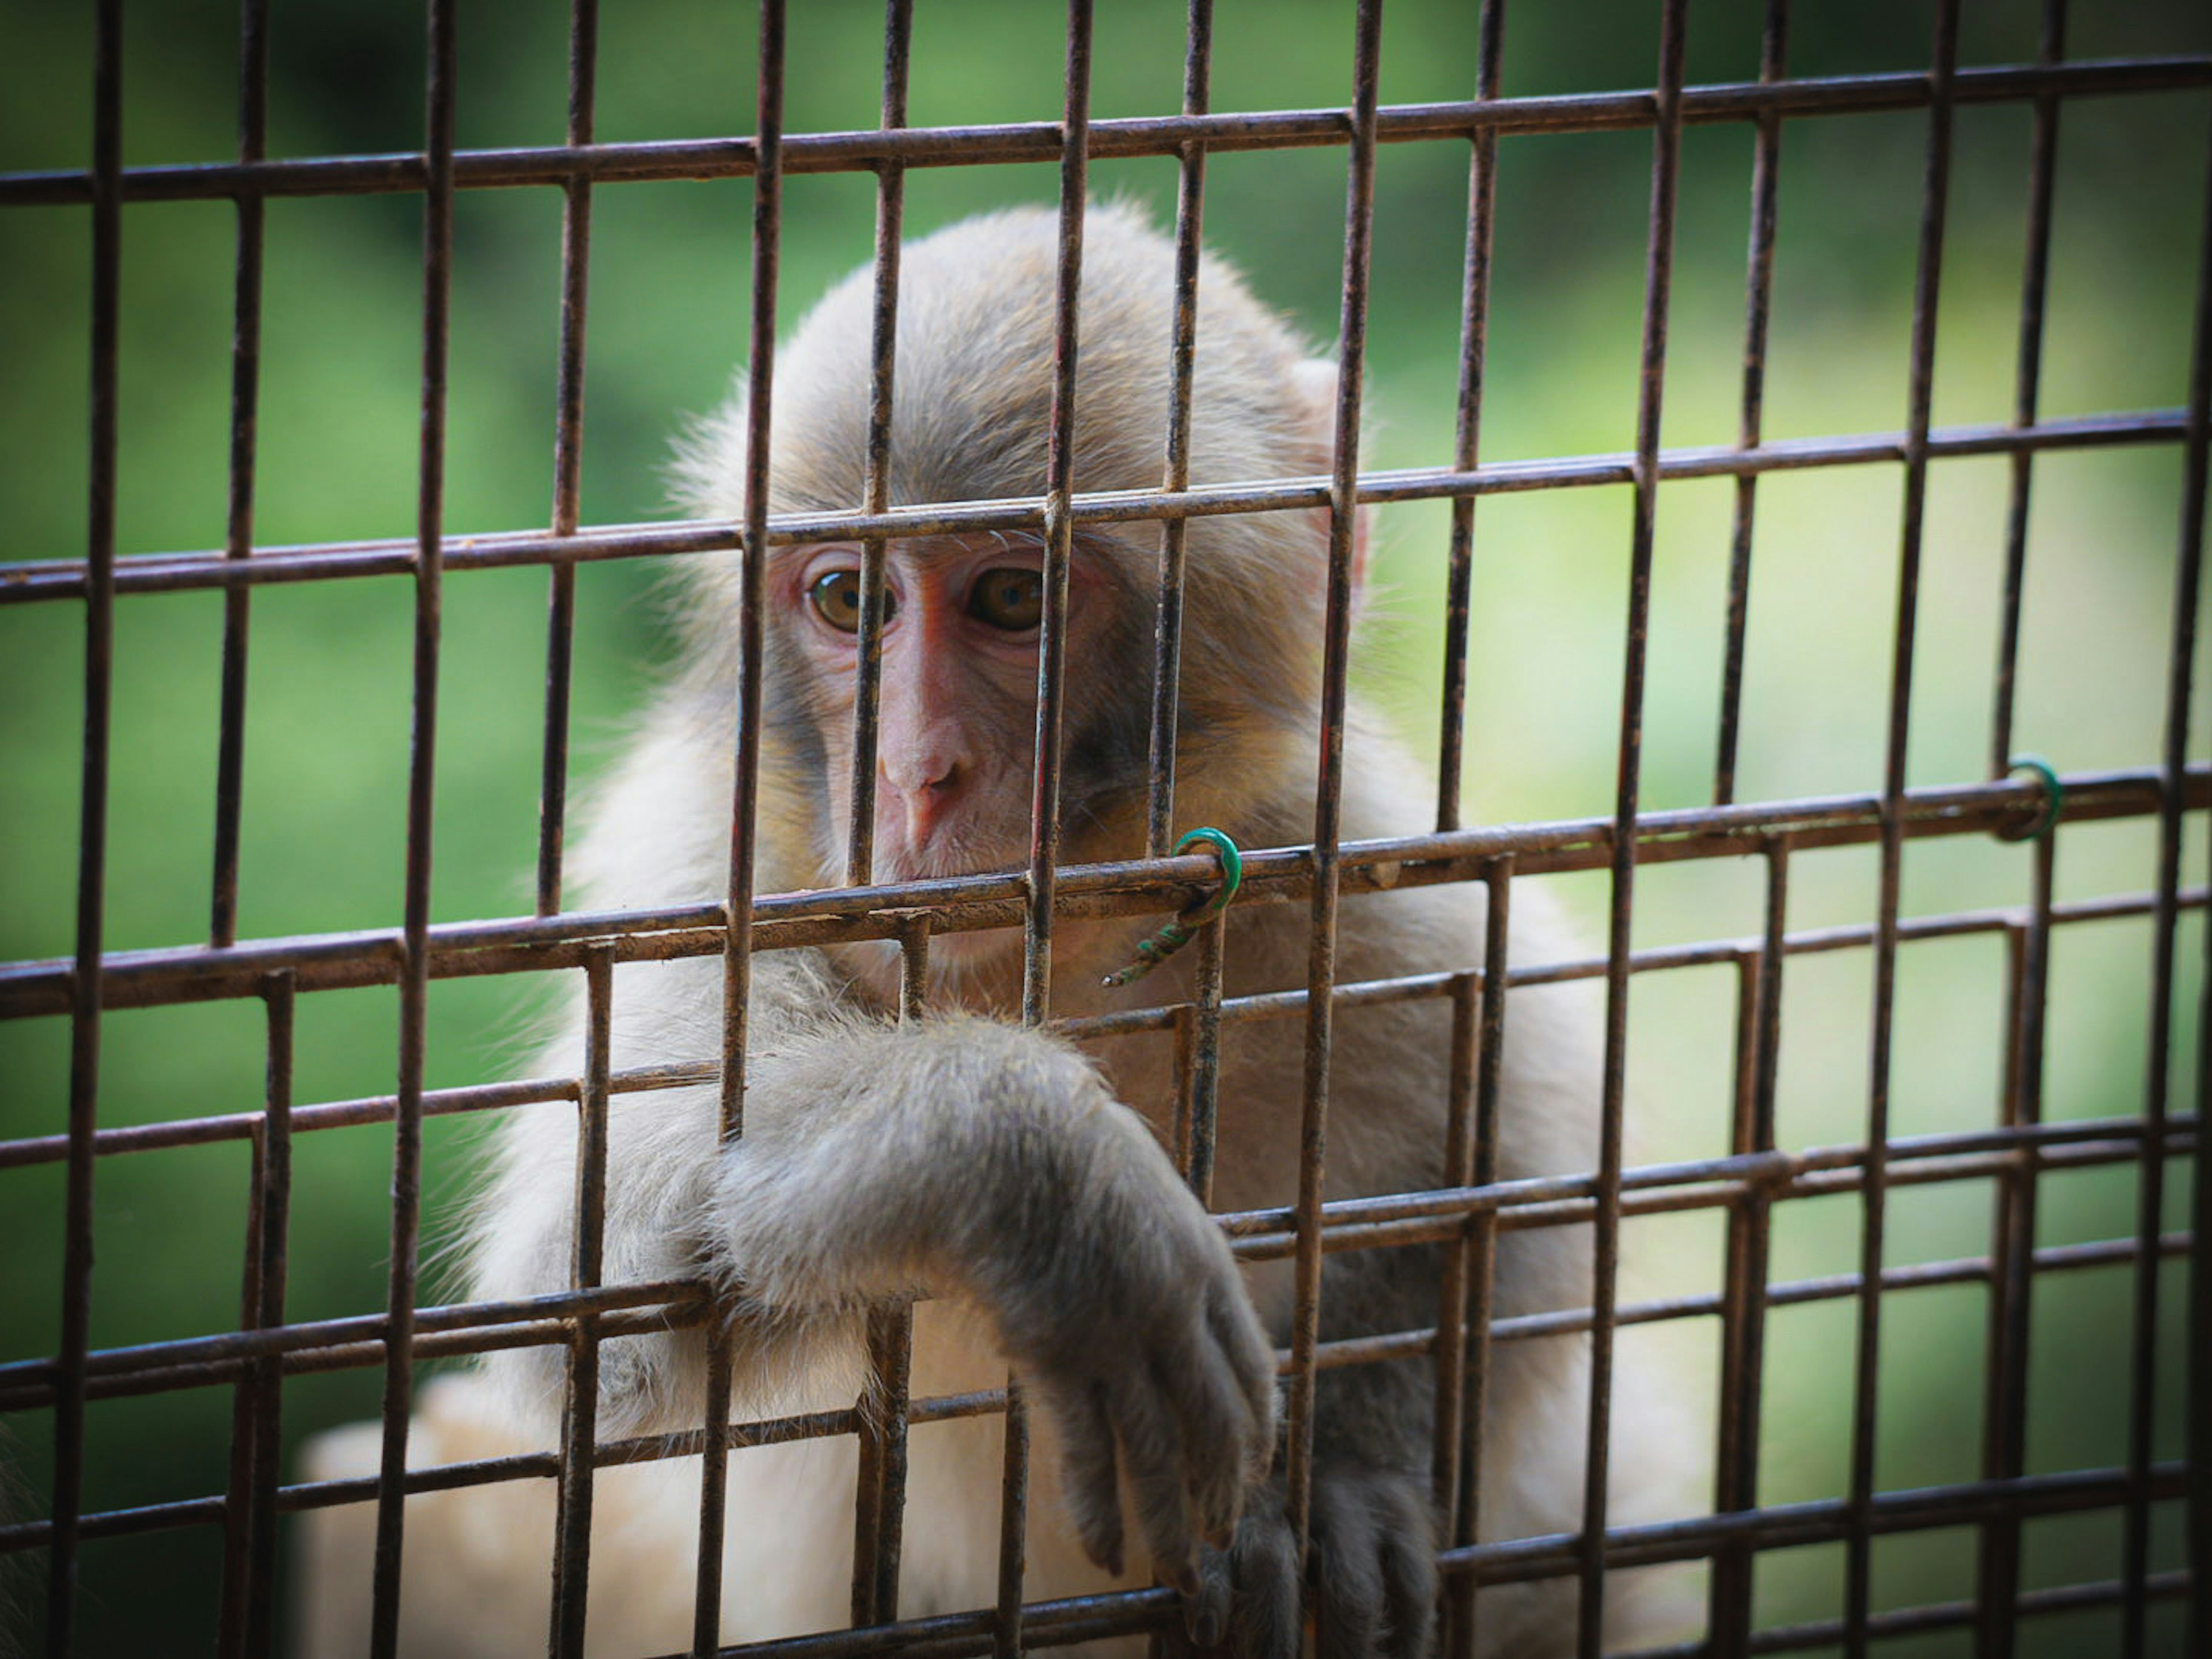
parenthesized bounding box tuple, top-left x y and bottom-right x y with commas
(9, 879, 2188, 1173)
(0, 407, 2183, 605)
(1615, 1570, 2191, 1659)
(2, 1457, 2182, 1653)
(1, 765, 2199, 1021)
(1301, 1233, 2189, 1367)
(2, 56, 2205, 213)
(3, 1112, 2190, 1415)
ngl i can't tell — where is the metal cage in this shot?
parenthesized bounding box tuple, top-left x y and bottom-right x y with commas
(0, 1, 2205, 1656)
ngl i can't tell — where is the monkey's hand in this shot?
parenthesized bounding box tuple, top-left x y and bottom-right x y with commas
(711, 1013, 1278, 1590)
(1177, 1461, 1437, 1659)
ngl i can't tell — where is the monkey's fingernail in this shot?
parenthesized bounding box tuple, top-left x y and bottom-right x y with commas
(1168, 1559, 1202, 1597)
(1195, 1601, 1226, 1648)
(1103, 1546, 1124, 1579)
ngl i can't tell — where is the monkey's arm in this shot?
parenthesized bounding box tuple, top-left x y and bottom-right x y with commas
(715, 1009, 1275, 1586)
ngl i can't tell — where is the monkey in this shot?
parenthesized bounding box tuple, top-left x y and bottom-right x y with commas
(297, 202, 1690, 1657)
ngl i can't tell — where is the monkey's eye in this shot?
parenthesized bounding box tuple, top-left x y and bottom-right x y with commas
(806, 569, 884, 632)
(967, 567, 1044, 632)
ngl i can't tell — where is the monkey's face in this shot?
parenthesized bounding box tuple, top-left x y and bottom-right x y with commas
(775, 533, 1144, 908)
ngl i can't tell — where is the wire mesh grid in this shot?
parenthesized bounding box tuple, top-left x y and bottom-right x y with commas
(0, 1, 2205, 1655)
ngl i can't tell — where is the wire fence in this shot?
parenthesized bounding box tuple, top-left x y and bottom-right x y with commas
(0, 1, 2205, 1656)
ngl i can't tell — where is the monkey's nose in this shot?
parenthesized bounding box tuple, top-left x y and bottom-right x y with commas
(880, 756, 963, 851)
(899, 780, 955, 847)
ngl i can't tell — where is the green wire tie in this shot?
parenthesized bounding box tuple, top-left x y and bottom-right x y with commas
(1102, 827, 1243, 990)
(1998, 753, 2063, 843)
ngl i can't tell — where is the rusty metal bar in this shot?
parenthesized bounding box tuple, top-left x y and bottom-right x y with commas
(549, 948, 613, 1655)
(534, 0, 600, 917)
(1975, 832, 2052, 1659)
(998, 6, 1094, 1644)
(4, 406, 2193, 605)
(366, 1, 457, 1648)
(843, 0, 912, 888)
(1141, 0, 1211, 858)
(1442, 851, 1510, 1657)
(1987, 0, 2065, 780)
(45, 0, 124, 1645)
(2123, 80, 2212, 1659)
(1709, 836, 1787, 1656)
(209, 0, 270, 947)
(1, 775, 2197, 1033)
(5, 1224, 2190, 1560)
(1430, 968, 1481, 1528)
(1712, 0, 1786, 808)
(1623, 1572, 2192, 1659)
(850, 913, 926, 1626)
(1185, 908, 1227, 1207)
(3, 882, 2198, 1222)
(5, 56, 2208, 213)
(3, 1111, 2190, 1419)
(1286, 0, 1382, 1562)
(1844, 6, 1957, 1652)
(1433, 0, 1504, 834)
(215, 969, 294, 1659)
(695, 5, 786, 1646)
(2194, 796, 2211, 1659)
(1581, 2, 1685, 1647)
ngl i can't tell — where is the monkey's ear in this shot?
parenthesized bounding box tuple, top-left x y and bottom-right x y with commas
(1289, 357, 1372, 596)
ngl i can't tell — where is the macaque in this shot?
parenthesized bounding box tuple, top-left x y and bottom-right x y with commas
(300, 203, 1685, 1657)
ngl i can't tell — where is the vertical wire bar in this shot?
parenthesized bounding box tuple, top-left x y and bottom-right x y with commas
(368, 2, 457, 1648)
(535, 0, 600, 918)
(210, 0, 270, 946)
(1142, 0, 1213, 858)
(843, 0, 913, 887)
(218, 971, 295, 1659)
(1711, 0, 1786, 809)
(1444, 855, 1512, 1658)
(2191, 769, 2212, 1659)
(1021, 0, 1093, 1032)
(1186, 914, 1226, 1208)
(1705, 953, 1758, 1659)
(1976, 838, 2052, 1659)
(696, 6, 786, 1649)
(1710, 837, 1787, 1658)
(1988, 0, 2066, 781)
(1170, 1003, 1198, 1180)
(47, 1, 123, 1644)
(845, 9, 915, 1613)
(1001, 5, 1093, 1642)
(1844, 7, 1959, 1653)
(1580, 4, 1686, 1649)
(1429, 971, 1482, 1520)
(1434, 0, 1503, 834)
(217, 1131, 269, 1656)
(549, 948, 613, 1657)
(2122, 97, 2212, 1659)
(243, 971, 294, 1659)
(850, 916, 926, 1626)
(1285, 0, 1383, 1562)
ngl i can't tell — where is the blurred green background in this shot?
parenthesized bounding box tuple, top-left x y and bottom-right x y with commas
(1, 1, 2207, 1652)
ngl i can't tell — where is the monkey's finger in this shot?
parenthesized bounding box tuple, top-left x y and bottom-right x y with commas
(1226, 1509, 1301, 1659)
(1183, 1541, 1234, 1650)
(1162, 1318, 1262, 1544)
(1373, 1477, 1438, 1659)
(1309, 1472, 1388, 1659)
(1206, 1283, 1281, 1475)
(1113, 1361, 1200, 1595)
(1050, 1379, 1127, 1579)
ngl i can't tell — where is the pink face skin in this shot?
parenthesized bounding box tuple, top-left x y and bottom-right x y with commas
(779, 535, 1120, 896)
